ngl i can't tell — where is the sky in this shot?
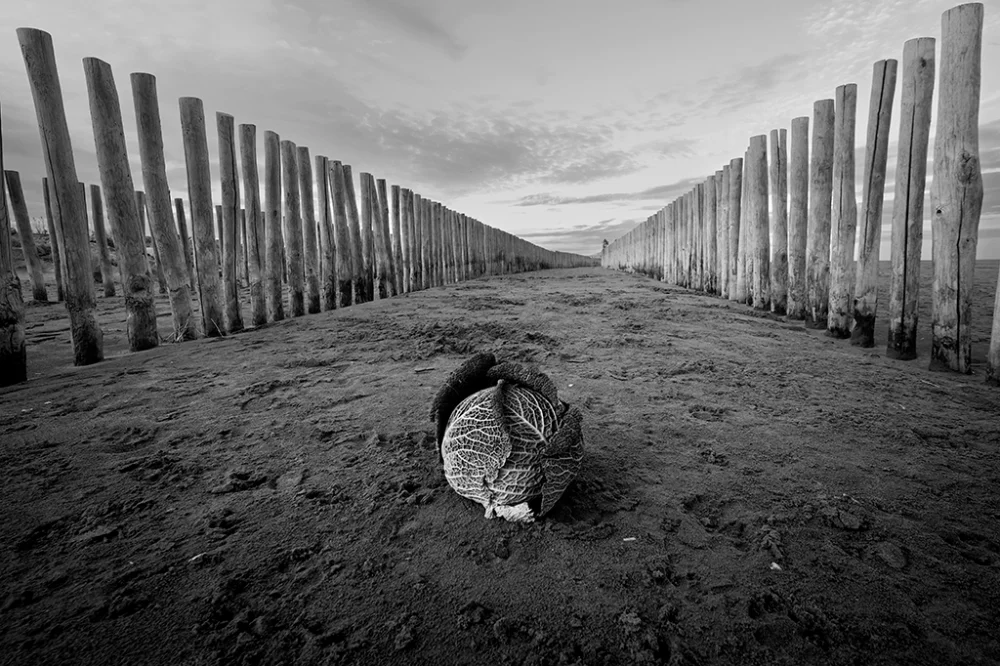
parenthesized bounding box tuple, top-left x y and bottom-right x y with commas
(1, 0, 998, 259)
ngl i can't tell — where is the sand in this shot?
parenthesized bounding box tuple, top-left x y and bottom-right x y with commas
(2, 254, 1000, 665)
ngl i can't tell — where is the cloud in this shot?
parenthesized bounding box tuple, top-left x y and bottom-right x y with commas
(509, 176, 705, 207)
(517, 217, 643, 256)
(696, 52, 812, 117)
(344, 0, 466, 59)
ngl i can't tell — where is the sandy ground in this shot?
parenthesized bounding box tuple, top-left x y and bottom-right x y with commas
(2, 259, 1000, 666)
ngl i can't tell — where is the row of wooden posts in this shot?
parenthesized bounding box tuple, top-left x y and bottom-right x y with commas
(0, 27, 595, 386)
(601, 3, 1000, 386)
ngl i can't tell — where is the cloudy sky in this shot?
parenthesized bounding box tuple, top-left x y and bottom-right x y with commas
(1, 0, 998, 258)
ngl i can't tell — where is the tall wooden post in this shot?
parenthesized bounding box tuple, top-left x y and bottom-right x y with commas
(42, 178, 64, 301)
(805, 99, 835, 329)
(413, 192, 424, 290)
(705, 176, 717, 294)
(421, 197, 431, 289)
(736, 151, 749, 303)
(787, 117, 809, 320)
(20, 28, 103, 364)
(0, 107, 27, 385)
(749, 135, 770, 310)
(215, 205, 224, 275)
(263, 131, 284, 321)
(316, 154, 336, 311)
(930, 3, 984, 374)
(131, 72, 198, 340)
(378, 178, 397, 295)
(989, 267, 1000, 385)
(365, 174, 391, 299)
(179, 97, 224, 336)
(238, 124, 266, 326)
(727, 158, 742, 301)
(280, 140, 305, 317)
(342, 165, 369, 304)
(827, 84, 858, 338)
(329, 160, 353, 308)
(216, 113, 243, 332)
(174, 198, 196, 290)
(4, 171, 48, 301)
(769, 129, 788, 314)
(90, 185, 115, 297)
(297, 146, 321, 314)
(851, 60, 898, 346)
(399, 187, 411, 292)
(82, 60, 156, 349)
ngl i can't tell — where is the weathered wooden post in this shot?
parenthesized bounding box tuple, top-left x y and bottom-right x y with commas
(240, 209, 249, 288)
(83, 59, 157, 349)
(990, 266, 1000, 384)
(0, 108, 27, 385)
(787, 117, 809, 320)
(422, 197, 433, 288)
(851, 60, 898, 346)
(89, 185, 115, 297)
(238, 125, 266, 326)
(315, 154, 336, 311)
(930, 3, 984, 373)
(827, 84, 858, 338)
(399, 187, 411, 292)
(342, 165, 369, 304)
(41, 178, 64, 301)
(361, 173, 385, 299)
(705, 176, 717, 294)
(769, 129, 788, 314)
(174, 198, 196, 290)
(179, 97, 224, 336)
(131, 73, 198, 340)
(374, 178, 395, 297)
(263, 131, 283, 321)
(280, 140, 305, 317)
(216, 113, 244, 332)
(715, 170, 726, 295)
(748, 135, 770, 310)
(376, 178, 397, 296)
(805, 99, 835, 329)
(329, 160, 353, 308)
(727, 161, 742, 300)
(415, 193, 426, 289)
(135, 191, 166, 296)
(296, 146, 321, 314)
(736, 151, 749, 303)
(20, 28, 103, 364)
(214, 205, 224, 274)
(4, 171, 48, 301)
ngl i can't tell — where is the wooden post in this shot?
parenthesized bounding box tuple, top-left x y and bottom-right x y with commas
(414, 193, 425, 290)
(316, 154, 336, 311)
(174, 199, 196, 290)
(4, 170, 48, 301)
(263, 131, 284, 321)
(748, 135, 770, 310)
(20, 29, 103, 364)
(375, 177, 395, 297)
(240, 209, 249, 288)
(135, 191, 166, 296)
(238, 124, 266, 326)
(930, 3, 984, 374)
(421, 197, 432, 288)
(216, 113, 243, 332)
(715, 170, 725, 295)
(705, 177, 717, 294)
(827, 83, 858, 338)
(805, 99, 835, 329)
(342, 165, 369, 304)
(364, 175, 390, 299)
(41, 178, 64, 301)
(989, 267, 1000, 385)
(736, 151, 749, 303)
(851, 60, 898, 346)
(328, 160, 353, 308)
(296, 146, 321, 314)
(215, 205, 224, 275)
(399, 187, 411, 292)
(82, 60, 157, 349)
(769, 129, 788, 314)
(727, 159, 742, 301)
(178, 97, 224, 336)
(89, 185, 115, 297)
(787, 117, 809, 320)
(0, 108, 27, 385)
(279, 140, 305, 317)
(131, 73, 198, 340)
